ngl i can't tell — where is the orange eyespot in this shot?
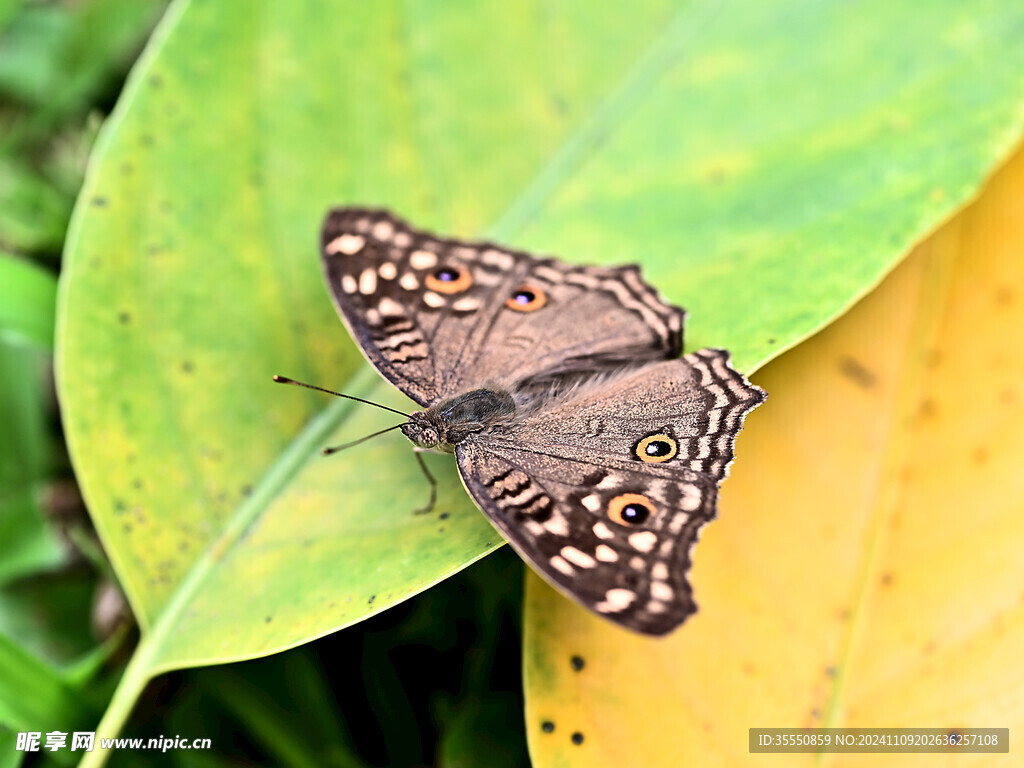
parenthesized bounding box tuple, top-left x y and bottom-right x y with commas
(425, 265, 473, 294)
(607, 493, 656, 525)
(635, 433, 677, 463)
(505, 284, 547, 311)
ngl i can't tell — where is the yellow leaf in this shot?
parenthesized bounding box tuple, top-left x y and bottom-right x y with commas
(523, 145, 1024, 767)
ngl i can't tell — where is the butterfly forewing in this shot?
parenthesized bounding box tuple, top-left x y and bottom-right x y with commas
(322, 209, 685, 404)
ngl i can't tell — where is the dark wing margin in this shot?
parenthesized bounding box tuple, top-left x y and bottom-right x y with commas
(681, 349, 766, 480)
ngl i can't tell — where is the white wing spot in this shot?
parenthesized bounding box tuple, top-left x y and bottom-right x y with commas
(372, 220, 394, 241)
(358, 268, 377, 295)
(651, 562, 669, 581)
(630, 556, 645, 570)
(592, 521, 615, 539)
(399, 273, 419, 291)
(378, 262, 398, 280)
(326, 234, 365, 255)
(581, 494, 601, 512)
(647, 601, 667, 614)
(560, 546, 596, 568)
(595, 544, 618, 562)
(596, 475, 620, 490)
(651, 581, 674, 601)
(341, 274, 358, 294)
(481, 248, 515, 270)
(679, 484, 702, 512)
(543, 515, 569, 536)
(409, 250, 438, 270)
(596, 588, 635, 613)
(549, 556, 574, 577)
(523, 520, 545, 536)
(393, 231, 412, 248)
(423, 291, 445, 308)
(452, 297, 480, 312)
(364, 308, 380, 326)
(378, 296, 403, 316)
(628, 531, 658, 553)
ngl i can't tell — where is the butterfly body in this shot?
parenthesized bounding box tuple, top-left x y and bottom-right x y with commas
(403, 387, 516, 452)
(321, 208, 764, 635)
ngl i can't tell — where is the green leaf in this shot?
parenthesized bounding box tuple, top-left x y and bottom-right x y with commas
(0, 576, 99, 666)
(0, 727, 24, 768)
(57, 0, 1024, 752)
(0, 0, 166, 129)
(0, 160, 72, 255)
(0, 632, 95, 764)
(0, 253, 58, 349)
(0, 343, 65, 586)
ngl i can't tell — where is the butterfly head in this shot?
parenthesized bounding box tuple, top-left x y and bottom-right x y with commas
(401, 413, 444, 451)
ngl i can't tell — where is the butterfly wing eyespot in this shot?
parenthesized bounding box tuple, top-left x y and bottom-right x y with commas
(425, 265, 473, 294)
(635, 433, 678, 463)
(607, 493, 656, 525)
(505, 284, 547, 312)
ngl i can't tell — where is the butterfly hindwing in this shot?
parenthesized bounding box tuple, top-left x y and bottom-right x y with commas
(454, 352, 763, 634)
(457, 443, 718, 635)
(322, 208, 684, 405)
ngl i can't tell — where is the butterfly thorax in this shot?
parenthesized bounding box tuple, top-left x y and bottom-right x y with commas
(401, 388, 516, 453)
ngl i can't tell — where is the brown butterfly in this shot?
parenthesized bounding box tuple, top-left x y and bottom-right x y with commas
(315, 208, 763, 635)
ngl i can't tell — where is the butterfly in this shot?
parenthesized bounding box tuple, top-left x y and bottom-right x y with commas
(317, 208, 764, 635)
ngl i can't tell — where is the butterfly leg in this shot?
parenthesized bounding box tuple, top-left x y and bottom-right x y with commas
(412, 450, 438, 515)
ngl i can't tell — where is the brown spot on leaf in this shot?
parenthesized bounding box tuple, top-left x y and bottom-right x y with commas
(839, 356, 877, 388)
(916, 397, 938, 421)
(972, 446, 989, 465)
(995, 287, 1013, 306)
(880, 572, 894, 587)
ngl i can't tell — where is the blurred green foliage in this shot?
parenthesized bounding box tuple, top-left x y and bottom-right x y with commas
(0, 2, 166, 766)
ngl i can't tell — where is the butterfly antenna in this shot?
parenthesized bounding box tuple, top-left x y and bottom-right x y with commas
(273, 375, 411, 417)
(320, 423, 405, 455)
